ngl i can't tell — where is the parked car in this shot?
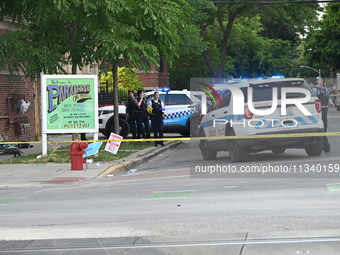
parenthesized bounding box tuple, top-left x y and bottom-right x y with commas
(98, 89, 207, 138)
(199, 78, 324, 162)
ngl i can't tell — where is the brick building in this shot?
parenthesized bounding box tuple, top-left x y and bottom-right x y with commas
(137, 57, 170, 90)
(0, 20, 38, 143)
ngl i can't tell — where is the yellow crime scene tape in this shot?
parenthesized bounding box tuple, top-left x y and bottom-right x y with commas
(1, 132, 340, 145)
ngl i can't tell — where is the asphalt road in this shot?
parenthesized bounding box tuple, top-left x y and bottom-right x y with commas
(0, 113, 339, 254)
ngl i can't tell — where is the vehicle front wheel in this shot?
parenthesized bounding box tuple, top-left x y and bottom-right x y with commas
(200, 140, 217, 160)
(305, 138, 323, 156)
(107, 118, 130, 138)
(228, 130, 247, 162)
(190, 116, 202, 137)
(199, 130, 217, 160)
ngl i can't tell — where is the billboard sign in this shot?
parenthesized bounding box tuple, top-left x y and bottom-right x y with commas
(41, 74, 98, 133)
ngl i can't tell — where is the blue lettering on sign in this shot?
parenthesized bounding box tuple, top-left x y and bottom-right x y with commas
(46, 84, 91, 113)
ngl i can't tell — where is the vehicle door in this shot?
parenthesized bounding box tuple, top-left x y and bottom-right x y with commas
(164, 93, 193, 127)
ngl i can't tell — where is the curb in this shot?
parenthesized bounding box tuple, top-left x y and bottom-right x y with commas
(95, 141, 183, 178)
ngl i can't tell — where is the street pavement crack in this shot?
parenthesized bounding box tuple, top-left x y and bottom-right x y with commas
(239, 232, 248, 255)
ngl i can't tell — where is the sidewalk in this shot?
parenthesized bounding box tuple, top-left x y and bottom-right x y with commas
(0, 133, 182, 188)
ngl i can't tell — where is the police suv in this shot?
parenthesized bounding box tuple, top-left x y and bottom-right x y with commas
(98, 89, 205, 138)
(98, 104, 129, 138)
(199, 78, 324, 162)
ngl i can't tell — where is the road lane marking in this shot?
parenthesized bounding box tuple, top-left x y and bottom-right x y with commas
(3, 237, 340, 252)
(144, 190, 195, 200)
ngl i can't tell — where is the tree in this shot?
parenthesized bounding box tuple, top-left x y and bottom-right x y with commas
(100, 67, 144, 103)
(93, 0, 191, 134)
(223, 16, 294, 78)
(0, 0, 190, 134)
(0, 0, 99, 77)
(174, 0, 320, 79)
(169, 0, 212, 89)
(304, 3, 340, 77)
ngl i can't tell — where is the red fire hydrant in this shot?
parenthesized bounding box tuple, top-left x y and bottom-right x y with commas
(69, 142, 88, 170)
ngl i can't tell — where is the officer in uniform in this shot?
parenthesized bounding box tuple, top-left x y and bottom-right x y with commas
(125, 90, 137, 139)
(135, 90, 150, 139)
(312, 77, 335, 152)
(147, 91, 165, 146)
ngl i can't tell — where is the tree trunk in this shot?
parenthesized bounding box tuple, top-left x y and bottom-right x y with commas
(112, 62, 119, 135)
(200, 6, 246, 78)
(71, 62, 80, 141)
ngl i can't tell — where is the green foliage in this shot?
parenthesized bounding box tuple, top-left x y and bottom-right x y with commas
(0, 0, 183, 141)
(93, 0, 191, 71)
(304, 3, 340, 76)
(170, 54, 210, 90)
(228, 16, 293, 77)
(100, 67, 144, 102)
(0, 0, 190, 137)
(0, 0, 190, 78)
(170, 0, 320, 80)
(258, 2, 320, 44)
(0, 0, 325, 86)
(0, 29, 68, 78)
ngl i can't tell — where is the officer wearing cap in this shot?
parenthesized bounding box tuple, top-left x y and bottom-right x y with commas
(147, 91, 165, 147)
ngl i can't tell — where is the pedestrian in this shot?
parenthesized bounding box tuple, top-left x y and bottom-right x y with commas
(312, 77, 335, 152)
(125, 90, 137, 139)
(329, 82, 337, 106)
(147, 91, 165, 147)
(135, 90, 150, 140)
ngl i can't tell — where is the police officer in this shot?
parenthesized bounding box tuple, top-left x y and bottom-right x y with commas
(135, 90, 150, 139)
(312, 77, 335, 152)
(125, 90, 137, 139)
(308, 77, 317, 89)
(148, 91, 165, 147)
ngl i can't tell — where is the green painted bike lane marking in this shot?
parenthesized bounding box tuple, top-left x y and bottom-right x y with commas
(0, 198, 21, 205)
(327, 183, 340, 191)
(144, 190, 195, 200)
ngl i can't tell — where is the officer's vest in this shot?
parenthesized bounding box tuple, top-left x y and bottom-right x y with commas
(126, 98, 136, 114)
(316, 87, 328, 106)
(151, 99, 163, 116)
(137, 98, 147, 112)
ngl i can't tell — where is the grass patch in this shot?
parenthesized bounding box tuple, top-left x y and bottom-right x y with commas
(0, 140, 153, 164)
